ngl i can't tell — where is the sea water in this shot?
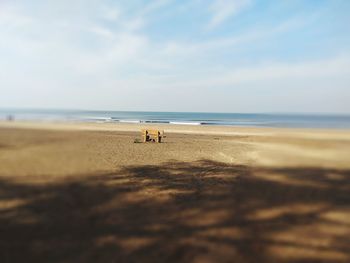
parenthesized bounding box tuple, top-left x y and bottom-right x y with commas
(1, 109, 350, 129)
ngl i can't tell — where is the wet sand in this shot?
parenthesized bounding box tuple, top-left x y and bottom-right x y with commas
(0, 121, 350, 262)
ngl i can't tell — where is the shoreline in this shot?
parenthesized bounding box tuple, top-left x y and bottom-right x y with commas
(1, 120, 350, 140)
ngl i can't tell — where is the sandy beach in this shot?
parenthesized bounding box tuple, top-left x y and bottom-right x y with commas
(1, 121, 350, 262)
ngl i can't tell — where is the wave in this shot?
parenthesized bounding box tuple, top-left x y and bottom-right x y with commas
(113, 119, 203, 125)
(144, 120, 170, 124)
(79, 116, 112, 122)
(118, 120, 141, 124)
(169, 121, 202, 125)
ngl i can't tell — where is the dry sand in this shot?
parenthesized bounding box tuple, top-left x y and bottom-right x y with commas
(0, 121, 350, 262)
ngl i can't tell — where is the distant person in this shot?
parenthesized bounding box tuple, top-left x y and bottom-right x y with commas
(7, 115, 14, 121)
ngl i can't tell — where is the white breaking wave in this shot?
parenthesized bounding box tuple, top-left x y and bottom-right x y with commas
(169, 121, 202, 125)
(119, 120, 141, 124)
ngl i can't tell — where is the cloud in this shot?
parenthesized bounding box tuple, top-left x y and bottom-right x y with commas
(207, 0, 252, 29)
(0, 0, 349, 113)
(162, 16, 306, 56)
(100, 6, 120, 21)
(0, 4, 34, 29)
(131, 55, 350, 113)
(88, 25, 115, 38)
(126, 54, 347, 93)
(184, 55, 350, 87)
(73, 33, 149, 74)
(140, 0, 173, 15)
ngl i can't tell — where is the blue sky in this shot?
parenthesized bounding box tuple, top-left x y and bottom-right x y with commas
(0, 0, 349, 113)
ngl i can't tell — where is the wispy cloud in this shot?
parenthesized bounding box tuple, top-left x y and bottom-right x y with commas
(163, 55, 350, 88)
(162, 16, 307, 56)
(207, 0, 252, 29)
(100, 6, 120, 21)
(140, 0, 173, 15)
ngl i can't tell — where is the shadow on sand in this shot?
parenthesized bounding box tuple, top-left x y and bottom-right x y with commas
(0, 160, 349, 263)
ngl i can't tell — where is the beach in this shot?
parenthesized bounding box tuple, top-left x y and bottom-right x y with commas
(1, 121, 350, 262)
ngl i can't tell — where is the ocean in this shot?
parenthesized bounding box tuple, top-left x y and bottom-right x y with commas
(1, 109, 350, 129)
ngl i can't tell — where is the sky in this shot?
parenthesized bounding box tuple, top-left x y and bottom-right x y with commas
(0, 0, 350, 113)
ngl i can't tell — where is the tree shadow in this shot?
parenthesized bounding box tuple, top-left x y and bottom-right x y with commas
(0, 160, 349, 263)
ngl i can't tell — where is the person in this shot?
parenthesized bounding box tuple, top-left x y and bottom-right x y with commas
(7, 115, 14, 121)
